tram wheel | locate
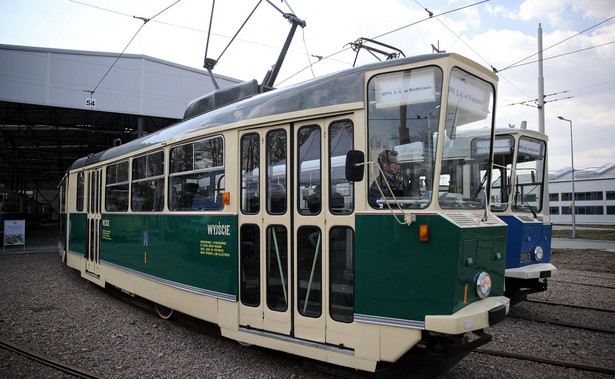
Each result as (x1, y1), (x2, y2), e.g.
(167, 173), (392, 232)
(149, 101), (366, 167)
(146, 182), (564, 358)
(155, 303), (174, 320)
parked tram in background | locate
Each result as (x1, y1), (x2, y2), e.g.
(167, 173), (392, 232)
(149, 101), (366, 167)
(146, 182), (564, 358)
(487, 128), (556, 304)
(0, 189), (47, 234)
(59, 52), (509, 374)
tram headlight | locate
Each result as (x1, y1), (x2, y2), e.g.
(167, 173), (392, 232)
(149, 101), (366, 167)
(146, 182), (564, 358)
(476, 272), (492, 299)
(534, 246), (544, 262)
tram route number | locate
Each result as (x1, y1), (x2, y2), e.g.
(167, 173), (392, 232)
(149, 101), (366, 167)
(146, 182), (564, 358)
(200, 240), (229, 257)
(520, 252), (532, 264)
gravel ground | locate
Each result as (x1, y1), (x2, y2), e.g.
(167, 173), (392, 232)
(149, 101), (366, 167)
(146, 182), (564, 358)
(1, 247), (614, 378)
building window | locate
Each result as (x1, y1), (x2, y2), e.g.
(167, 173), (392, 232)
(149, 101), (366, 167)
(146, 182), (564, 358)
(576, 191), (603, 201)
(549, 206), (559, 215)
(606, 191), (615, 200)
(607, 206), (615, 215)
(562, 191), (604, 202)
(549, 193), (559, 202)
(576, 206), (604, 215)
(562, 206), (605, 215)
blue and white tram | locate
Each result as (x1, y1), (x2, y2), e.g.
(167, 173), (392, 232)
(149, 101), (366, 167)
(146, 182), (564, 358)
(489, 128), (556, 303)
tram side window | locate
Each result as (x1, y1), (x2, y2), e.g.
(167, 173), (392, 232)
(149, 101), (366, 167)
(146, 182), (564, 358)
(329, 120), (354, 214)
(266, 130), (287, 215)
(169, 136), (224, 211)
(240, 224), (260, 307)
(240, 133), (260, 214)
(131, 151), (164, 212)
(59, 181), (66, 213)
(329, 226), (354, 323)
(297, 226), (322, 317)
(512, 136), (546, 213)
(76, 172), (85, 212)
(105, 161), (129, 212)
(267, 225), (288, 312)
(298, 125), (321, 215)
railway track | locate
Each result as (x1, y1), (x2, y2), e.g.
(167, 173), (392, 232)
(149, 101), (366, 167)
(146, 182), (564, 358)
(550, 280), (615, 290)
(474, 348), (615, 376)
(0, 338), (104, 379)
(525, 298), (615, 313)
(556, 270), (615, 280)
(507, 313), (615, 334)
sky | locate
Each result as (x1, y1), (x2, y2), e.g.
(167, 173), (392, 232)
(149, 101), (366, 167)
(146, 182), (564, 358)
(1, 0), (614, 171)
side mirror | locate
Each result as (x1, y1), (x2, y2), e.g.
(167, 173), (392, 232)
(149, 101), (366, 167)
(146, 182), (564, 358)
(345, 150), (365, 182)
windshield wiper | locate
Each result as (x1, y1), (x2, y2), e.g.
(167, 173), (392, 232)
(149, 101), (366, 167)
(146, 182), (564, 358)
(515, 191), (537, 218)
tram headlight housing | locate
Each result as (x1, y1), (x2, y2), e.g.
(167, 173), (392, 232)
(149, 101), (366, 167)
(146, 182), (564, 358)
(534, 246), (544, 262)
(476, 272), (492, 299)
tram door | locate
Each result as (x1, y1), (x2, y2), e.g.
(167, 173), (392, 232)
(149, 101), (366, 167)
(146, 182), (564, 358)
(238, 119), (355, 347)
(238, 125), (292, 335)
(294, 118), (356, 347)
(85, 168), (102, 276)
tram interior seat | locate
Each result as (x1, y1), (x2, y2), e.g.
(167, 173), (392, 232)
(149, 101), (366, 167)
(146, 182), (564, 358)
(331, 191), (344, 209)
(307, 185), (321, 213)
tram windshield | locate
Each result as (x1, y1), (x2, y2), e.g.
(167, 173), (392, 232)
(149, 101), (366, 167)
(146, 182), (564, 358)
(491, 134), (546, 213)
(367, 66), (495, 210)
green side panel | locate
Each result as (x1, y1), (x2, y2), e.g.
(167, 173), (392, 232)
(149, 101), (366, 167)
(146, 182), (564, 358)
(355, 214), (506, 321)
(68, 213), (87, 256)
(100, 214), (238, 298)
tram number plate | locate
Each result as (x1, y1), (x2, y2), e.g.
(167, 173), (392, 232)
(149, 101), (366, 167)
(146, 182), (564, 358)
(520, 253), (532, 264)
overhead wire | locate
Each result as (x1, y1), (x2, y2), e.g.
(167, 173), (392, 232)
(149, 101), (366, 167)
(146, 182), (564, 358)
(413, 0), (490, 65)
(70, 0), (284, 55)
(503, 40), (615, 70)
(278, 0), (488, 85)
(372, 0), (489, 40)
(498, 15), (615, 72)
(212, 0), (264, 65)
(75, 0), (614, 104)
(411, 4), (615, 109)
(409, 0), (534, 103)
(301, 27), (317, 79)
(87, 0), (182, 94)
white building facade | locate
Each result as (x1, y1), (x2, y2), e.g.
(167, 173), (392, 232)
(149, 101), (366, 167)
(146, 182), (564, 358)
(548, 163), (615, 225)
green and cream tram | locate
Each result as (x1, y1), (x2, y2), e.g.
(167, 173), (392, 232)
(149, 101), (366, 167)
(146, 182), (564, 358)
(59, 53), (509, 373)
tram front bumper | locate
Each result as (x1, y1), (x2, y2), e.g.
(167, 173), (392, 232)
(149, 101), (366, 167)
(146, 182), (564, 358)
(424, 296), (509, 335)
(506, 263), (557, 279)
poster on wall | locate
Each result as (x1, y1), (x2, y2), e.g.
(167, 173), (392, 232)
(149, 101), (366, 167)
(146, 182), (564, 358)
(4, 220), (25, 251)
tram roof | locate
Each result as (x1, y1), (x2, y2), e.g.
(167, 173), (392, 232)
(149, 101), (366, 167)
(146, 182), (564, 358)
(68, 53), (474, 172)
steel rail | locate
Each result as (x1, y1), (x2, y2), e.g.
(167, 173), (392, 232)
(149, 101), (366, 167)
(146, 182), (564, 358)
(507, 314), (615, 334)
(549, 279), (615, 290)
(526, 299), (615, 313)
(0, 338), (104, 379)
(474, 348), (615, 375)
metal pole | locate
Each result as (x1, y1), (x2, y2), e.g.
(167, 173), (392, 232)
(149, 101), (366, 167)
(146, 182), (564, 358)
(558, 116), (576, 237)
(537, 23), (545, 134)
(569, 119), (576, 238)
